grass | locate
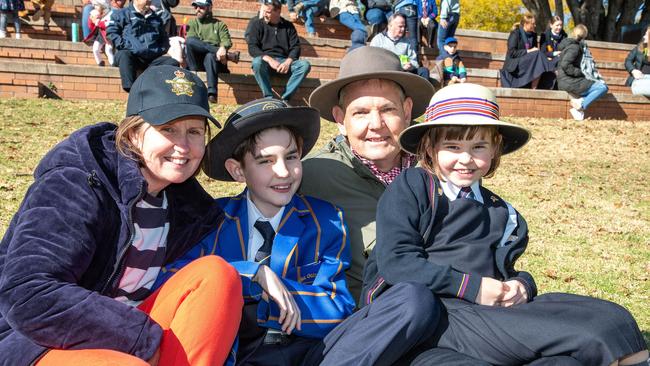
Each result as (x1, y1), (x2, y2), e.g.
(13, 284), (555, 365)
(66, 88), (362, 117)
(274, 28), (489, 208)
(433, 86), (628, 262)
(1, 98), (649, 343)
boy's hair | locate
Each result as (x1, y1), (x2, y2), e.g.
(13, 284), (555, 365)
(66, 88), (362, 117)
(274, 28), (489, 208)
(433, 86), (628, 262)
(231, 125), (304, 167)
(416, 125), (503, 181)
(572, 24), (588, 41)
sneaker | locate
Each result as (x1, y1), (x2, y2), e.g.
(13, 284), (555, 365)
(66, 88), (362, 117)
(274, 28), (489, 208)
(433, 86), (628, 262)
(15, 33), (21, 39)
(570, 97), (584, 111)
(0, 30), (6, 39)
(306, 32), (316, 38)
(569, 107), (584, 121)
(208, 94), (217, 104)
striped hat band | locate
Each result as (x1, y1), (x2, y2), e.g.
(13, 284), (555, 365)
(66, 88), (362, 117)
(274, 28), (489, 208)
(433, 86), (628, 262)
(425, 97), (500, 123)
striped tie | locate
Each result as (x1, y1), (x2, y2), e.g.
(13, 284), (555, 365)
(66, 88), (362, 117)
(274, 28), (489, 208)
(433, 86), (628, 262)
(458, 186), (474, 200)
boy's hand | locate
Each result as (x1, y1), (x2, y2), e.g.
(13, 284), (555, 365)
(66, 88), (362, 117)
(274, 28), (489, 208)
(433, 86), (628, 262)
(475, 277), (509, 306)
(497, 280), (528, 307)
(254, 265), (302, 334)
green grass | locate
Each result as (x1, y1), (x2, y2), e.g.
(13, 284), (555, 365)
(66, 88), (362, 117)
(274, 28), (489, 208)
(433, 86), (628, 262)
(1, 98), (649, 342)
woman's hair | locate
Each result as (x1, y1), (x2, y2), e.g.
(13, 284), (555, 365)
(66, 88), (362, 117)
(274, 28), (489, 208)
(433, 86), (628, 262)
(549, 15), (562, 27)
(513, 12), (535, 31)
(416, 125), (503, 181)
(230, 126), (304, 168)
(572, 24), (588, 41)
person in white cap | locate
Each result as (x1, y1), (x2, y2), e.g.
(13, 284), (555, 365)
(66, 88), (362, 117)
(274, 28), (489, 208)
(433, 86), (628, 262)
(362, 83), (649, 366)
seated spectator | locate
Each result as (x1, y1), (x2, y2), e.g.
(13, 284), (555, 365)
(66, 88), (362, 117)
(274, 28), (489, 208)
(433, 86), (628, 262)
(288, 0), (327, 38)
(106, 0), (179, 92)
(31, 0), (54, 31)
(363, 0), (391, 38)
(557, 24), (608, 120)
(624, 25), (650, 96)
(500, 13), (555, 89)
(83, 0), (124, 39)
(436, 36), (466, 85)
(82, 0), (114, 66)
(0, 0), (23, 39)
(370, 13), (430, 81)
(539, 15), (567, 60)
(392, 0), (419, 52)
(185, 0), (239, 103)
(418, 0), (437, 49)
(436, 0), (459, 56)
(329, 0), (367, 51)
(245, 0), (311, 103)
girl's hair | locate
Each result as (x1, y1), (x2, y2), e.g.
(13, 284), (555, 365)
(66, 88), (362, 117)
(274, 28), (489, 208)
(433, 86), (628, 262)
(638, 25), (649, 54)
(417, 125), (503, 181)
(513, 12), (535, 31)
(115, 116), (212, 175)
(549, 15), (562, 26)
(572, 24), (588, 41)
(230, 125), (304, 167)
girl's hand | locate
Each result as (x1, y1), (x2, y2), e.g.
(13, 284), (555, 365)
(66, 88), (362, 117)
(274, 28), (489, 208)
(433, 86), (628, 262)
(253, 265), (302, 334)
(497, 280), (528, 307)
(632, 69), (644, 79)
(475, 277), (509, 306)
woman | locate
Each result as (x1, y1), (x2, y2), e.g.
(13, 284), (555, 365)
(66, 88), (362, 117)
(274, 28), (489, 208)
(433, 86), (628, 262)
(539, 15), (567, 60)
(0, 65), (242, 366)
(624, 25), (650, 96)
(500, 13), (555, 89)
(557, 24), (608, 120)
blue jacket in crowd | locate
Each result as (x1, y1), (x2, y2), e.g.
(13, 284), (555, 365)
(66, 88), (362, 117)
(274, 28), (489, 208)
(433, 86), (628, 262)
(106, 4), (170, 60)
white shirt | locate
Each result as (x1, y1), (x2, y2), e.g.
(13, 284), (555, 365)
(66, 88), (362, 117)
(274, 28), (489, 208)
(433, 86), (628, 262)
(246, 191), (285, 261)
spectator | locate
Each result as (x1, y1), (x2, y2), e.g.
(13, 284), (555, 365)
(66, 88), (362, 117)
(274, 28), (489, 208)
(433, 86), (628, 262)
(83, 0), (114, 66)
(392, 0), (419, 52)
(557, 24), (609, 120)
(436, 0), (459, 56)
(245, 0), (311, 103)
(539, 15), (567, 60)
(31, 0), (54, 31)
(288, 0), (327, 38)
(185, 0), (239, 103)
(418, 0), (437, 49)
(0, 0), (23, 39)
(500, 13), (555, 89)
(106, 0), (179, 92)
(83, 0), (123, 38)
(329, 0), (367, 51)
(370, 13), (430, 81)
(436, 36), (466, 85)
(624, 25), (650, 96)
(363, 0), (391, 38)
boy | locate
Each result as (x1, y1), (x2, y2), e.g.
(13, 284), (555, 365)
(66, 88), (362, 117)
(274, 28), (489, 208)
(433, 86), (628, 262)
(362, 83), (649, 365)
(436, 36), (466, 85)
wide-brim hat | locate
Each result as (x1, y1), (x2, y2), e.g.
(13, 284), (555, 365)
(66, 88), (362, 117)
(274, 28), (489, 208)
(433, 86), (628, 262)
(399, 83), (530, 155)
(309, 46), (434, 122)
(127, 65), (220, 127)
(204, 98), (321, 181)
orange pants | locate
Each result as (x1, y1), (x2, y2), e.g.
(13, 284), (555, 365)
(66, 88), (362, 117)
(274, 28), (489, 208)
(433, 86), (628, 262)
(37, 255), (243, 366)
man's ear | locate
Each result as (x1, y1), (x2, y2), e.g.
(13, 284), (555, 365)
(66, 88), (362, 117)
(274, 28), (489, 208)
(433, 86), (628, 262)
(332, 105), (347, 136)
(402, 96), (413, 123)
(224, 158), (246, 183)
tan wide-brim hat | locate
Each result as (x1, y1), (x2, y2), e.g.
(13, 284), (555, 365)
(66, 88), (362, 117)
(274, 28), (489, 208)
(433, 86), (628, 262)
(309, 46), (435, 122)
(399, 83), (531, 155)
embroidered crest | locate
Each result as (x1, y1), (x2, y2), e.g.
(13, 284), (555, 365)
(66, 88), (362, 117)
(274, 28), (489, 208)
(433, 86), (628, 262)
(490, 195), (498, 203)
(165, 70), (195, 96)
(261, 101), (281, 111)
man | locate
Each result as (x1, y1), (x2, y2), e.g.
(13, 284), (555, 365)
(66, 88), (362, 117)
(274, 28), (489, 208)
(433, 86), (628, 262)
(185, 0), (239, 103)
(106, 0), (178, 91)
(287, 0), (327, 38)
(245, 0), (311, 103)
(370, 13), (431, 81)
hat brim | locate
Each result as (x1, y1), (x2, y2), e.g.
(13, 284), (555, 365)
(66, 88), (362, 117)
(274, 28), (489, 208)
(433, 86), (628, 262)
(399, 115), (531, 155)
(309, 71), (434, 122)
(204, 107), (321, 181)
(138, 102), (221, 128)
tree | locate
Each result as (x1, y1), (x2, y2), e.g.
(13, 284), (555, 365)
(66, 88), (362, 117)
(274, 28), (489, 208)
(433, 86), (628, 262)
(459, 0), (524, 33)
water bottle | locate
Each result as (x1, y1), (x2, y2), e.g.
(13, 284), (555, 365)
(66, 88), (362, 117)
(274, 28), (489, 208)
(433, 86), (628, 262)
(71, 22), (79, 42)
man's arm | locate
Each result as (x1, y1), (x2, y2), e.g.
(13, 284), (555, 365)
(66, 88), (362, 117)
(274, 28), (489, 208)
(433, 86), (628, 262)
(245, 17), (266, 57)
(286, 21), (301, 60)
(106, 8), (128, 50)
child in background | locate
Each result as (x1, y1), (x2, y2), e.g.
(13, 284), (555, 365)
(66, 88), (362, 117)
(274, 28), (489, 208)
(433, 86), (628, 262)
(436, 36), (466, 85)
(31, 0), (55, 31)
(362, 83), (649, 365)
(0, 0), (24, 38)
(83, 0), (114, 66)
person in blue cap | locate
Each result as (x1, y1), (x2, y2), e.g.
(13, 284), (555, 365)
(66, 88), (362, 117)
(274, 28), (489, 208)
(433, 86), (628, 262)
(0, 65), (243, 366)
(436, 36), (467, 85)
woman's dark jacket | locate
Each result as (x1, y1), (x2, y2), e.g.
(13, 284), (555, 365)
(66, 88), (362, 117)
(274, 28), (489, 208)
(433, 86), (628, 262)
(502, 27), (538, 74)
(624, 46), (649, 86)
(556, 37), (594, 95)
(0, 123), (223, 366)
(539, 28), (567, 58)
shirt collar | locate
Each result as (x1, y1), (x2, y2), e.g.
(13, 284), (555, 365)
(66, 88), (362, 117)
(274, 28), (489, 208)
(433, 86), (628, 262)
(440, 179), (483, 203)
(246, 190), (285, 233)
(351, 149), (416, 186)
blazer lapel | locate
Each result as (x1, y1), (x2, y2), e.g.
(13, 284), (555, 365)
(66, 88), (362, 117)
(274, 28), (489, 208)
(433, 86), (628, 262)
(269, 196), (306, 277)
(218, 192), (249, 261)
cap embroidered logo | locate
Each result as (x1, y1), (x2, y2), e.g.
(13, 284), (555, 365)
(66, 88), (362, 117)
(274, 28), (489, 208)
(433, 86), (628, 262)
(165, 70), (196, 97)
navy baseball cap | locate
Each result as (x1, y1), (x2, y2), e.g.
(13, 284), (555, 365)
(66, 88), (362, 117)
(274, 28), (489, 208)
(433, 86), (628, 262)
(126, 65), (220, 127)
(444, 37), (458, 45)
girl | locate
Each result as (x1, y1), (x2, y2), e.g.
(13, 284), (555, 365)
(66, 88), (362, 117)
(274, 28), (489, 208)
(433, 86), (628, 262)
(362, 83), (649, 366)
(83, 0), (114, 66)
(0, 65), (242, 366)
(539, 16), (567, 60)
(624, 25), (650, 96)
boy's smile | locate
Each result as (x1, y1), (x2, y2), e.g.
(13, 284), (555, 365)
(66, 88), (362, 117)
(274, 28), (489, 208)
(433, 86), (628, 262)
(435, 133), (495, 188)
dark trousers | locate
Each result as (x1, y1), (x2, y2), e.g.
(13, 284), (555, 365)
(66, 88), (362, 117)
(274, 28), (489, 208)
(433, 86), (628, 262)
(184, 37), (228, 97)
(420, 18), (438, 49)
(113, 50), (179, 91)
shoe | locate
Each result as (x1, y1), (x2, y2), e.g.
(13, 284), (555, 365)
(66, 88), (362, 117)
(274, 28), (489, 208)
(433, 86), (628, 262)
(306, 32), (316, 38)
(569, 108), (584, 121)
(98, 61), (105, 67)
(227, 50), (240, 64)
(208, 95), (217, 104)
(570, 97), (584, 111)
(18, 10), (29, 20)
(0, 31), (6, 39)
(43, 23), (50, 31)
(293, 2), (304, 13)
(32, 8), (43, 22)
(14, 33), (21, 39)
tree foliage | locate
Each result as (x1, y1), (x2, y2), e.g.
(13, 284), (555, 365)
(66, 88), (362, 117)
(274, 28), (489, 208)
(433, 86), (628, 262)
(459, 0), (524, 33)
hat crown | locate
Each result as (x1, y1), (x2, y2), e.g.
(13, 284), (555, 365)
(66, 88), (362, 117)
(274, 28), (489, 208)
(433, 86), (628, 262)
(224, 98), (290, 128)
(338, 46), (403, 79)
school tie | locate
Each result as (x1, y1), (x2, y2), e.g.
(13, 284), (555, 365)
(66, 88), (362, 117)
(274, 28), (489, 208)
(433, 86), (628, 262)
(458, 186), (474, 200)
(254, 220), (275, 263)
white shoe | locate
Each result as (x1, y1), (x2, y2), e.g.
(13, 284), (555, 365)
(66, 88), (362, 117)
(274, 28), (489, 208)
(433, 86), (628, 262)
(570, 97), (584, 111)
(569, 108), (584, 121)
(0, 30), (6, 39)
(14, 33), (21, 39)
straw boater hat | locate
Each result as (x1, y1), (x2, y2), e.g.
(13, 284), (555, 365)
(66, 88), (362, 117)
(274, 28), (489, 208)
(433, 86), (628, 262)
(399, 83), (531, 155)
(309, 46), (435, 122)
(203, 98), (321, 181)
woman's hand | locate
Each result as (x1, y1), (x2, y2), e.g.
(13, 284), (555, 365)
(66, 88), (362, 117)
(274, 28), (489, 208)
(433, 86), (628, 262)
(497, 280), (529, 307)
(632, 69), (644, 79)
(475, 277), (509, 306)
(253, 265), (301, 334)
(527, 47), (539, 53)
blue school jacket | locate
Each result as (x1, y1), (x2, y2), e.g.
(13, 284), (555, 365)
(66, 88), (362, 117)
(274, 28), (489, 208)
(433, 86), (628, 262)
(157, 190), (355, 339)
